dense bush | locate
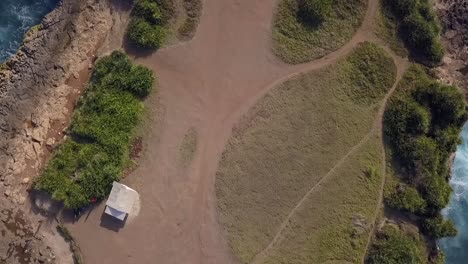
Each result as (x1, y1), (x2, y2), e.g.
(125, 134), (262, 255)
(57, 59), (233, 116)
(133, 0), (162, 24)
(386, 0), (417, 18)
(367, 226), (425, 264)
(384, 98), (430, 140)
(421, 172), (452, 211)
(421, 216), (457, 239)
(383, 66), (466, 239)
(413, 83), (467, 129)
(386, 185), (426, 214)
(35, 51), (155, 209)
(298, 0), (332, 24)
(127, 0), (172, 49)
(383, 0), (444, 65)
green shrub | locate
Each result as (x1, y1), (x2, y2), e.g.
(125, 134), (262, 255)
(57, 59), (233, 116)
(133, 0), (163, 24)
(399, 12), (440, 61)
(408, 136), (440, 172)
(126, 65), (155, 98)
(384, 99), (430, 143)
(383, 0), (444, 65)
(154, 0), (175, 24)
(386, 185), (426, 214)
(126, 0), (172, 50)
(127, 18), (166, 49)
(35, 51), (155, 209)
(421, 172), (452, 211)
(385, 0), (417, 18)
(298, 0), (332, 24)
(367, 226), (425, 264)
(421, 215), (457, 239)
(413, 83), (467, 129)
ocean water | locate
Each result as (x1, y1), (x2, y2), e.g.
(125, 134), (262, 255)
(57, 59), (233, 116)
(0, 0), (59, 63)
(439, 123), (468, 263)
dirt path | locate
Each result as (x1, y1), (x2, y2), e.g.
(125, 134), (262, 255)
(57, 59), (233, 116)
(66, 0), (407, 263)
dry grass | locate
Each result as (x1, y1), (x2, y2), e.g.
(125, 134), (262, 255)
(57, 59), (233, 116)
(178, 127), (198, 168)
(272, 0), (367, 64)
(178, 0), (203, 40)
(215, 43), (395, 263)
(263, 134), (383, 264)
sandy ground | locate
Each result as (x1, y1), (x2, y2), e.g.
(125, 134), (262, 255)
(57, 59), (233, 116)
(66, 0), (388, 263)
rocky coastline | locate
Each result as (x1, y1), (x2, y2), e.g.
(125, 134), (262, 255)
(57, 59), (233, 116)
(0, 0), (131, 263)
(436, 0), (468, 93)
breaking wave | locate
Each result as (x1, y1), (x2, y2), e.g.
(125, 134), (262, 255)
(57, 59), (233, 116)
(0, 0), (59, 63)
(439, 123), (468, 263)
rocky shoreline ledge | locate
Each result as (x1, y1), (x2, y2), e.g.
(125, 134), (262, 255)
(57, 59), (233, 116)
(0, 0), (130, 263)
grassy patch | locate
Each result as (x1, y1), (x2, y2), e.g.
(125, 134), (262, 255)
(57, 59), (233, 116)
(126, 0), (175, 49)
(263, 134), (383, 263)
(375, 1), (408, 57)
(177, 0), (203, 40)
(178, 128), (198, 168)
(35, 51), (155, 209)
(272, 0), (367, 64)
(215, 43), (395, 263)
(366, 225), (427, 264)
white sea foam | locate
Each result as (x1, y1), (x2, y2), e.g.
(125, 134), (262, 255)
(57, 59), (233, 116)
(440, 123), (468, 263)
(0, 0), (59, 62)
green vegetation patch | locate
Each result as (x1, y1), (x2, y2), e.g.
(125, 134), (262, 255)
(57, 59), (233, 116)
(383, 64), (466, 239)
(382, 0), (444, 65)
(35, 51), (155, 209)
(263, 134), (384, 263)
(178, 128), (198, 168)
(343, 42), (397, 104)
(216, 43), (395, 263)
(272, 0), (367, 64)
(367, 225), (426, 264)
(126, 0), (175, 49)
(375, 0), (408, 57)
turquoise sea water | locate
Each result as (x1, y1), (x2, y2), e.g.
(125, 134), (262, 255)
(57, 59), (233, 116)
(439, 123), (468, 263)
(0, 0), (59, 62)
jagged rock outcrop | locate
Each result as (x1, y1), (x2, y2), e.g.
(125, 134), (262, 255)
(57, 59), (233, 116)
(435, 0), (468, 93)
(0, 0), (131, 262)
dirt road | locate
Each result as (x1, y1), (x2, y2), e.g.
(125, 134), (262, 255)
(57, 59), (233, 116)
(67, 0), (401, 263)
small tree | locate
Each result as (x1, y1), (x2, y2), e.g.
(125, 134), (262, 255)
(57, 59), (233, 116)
(421, 216), (457, 239)
(298, 0), (332, 25)
(127, 18), (166, 49)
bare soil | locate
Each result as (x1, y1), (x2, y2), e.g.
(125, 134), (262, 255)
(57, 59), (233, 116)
(66, 0), (408, 263)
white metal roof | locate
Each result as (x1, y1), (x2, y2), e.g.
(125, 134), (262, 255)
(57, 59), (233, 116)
(105, 181), (138, 220)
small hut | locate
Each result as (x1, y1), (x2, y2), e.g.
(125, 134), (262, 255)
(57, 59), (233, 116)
(104, 182), (138, 221)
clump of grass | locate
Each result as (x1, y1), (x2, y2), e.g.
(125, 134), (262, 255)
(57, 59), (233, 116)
(35, 51), (155, 209)
(215, 44), (395, 263)
(178, 0), (203, 40)
(126, 0), (175, 49)
(178, 128), (198, 168)
(366, 225), (426, 264)
(343, 42), (397, 104)
(272, 0), (367, 64)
